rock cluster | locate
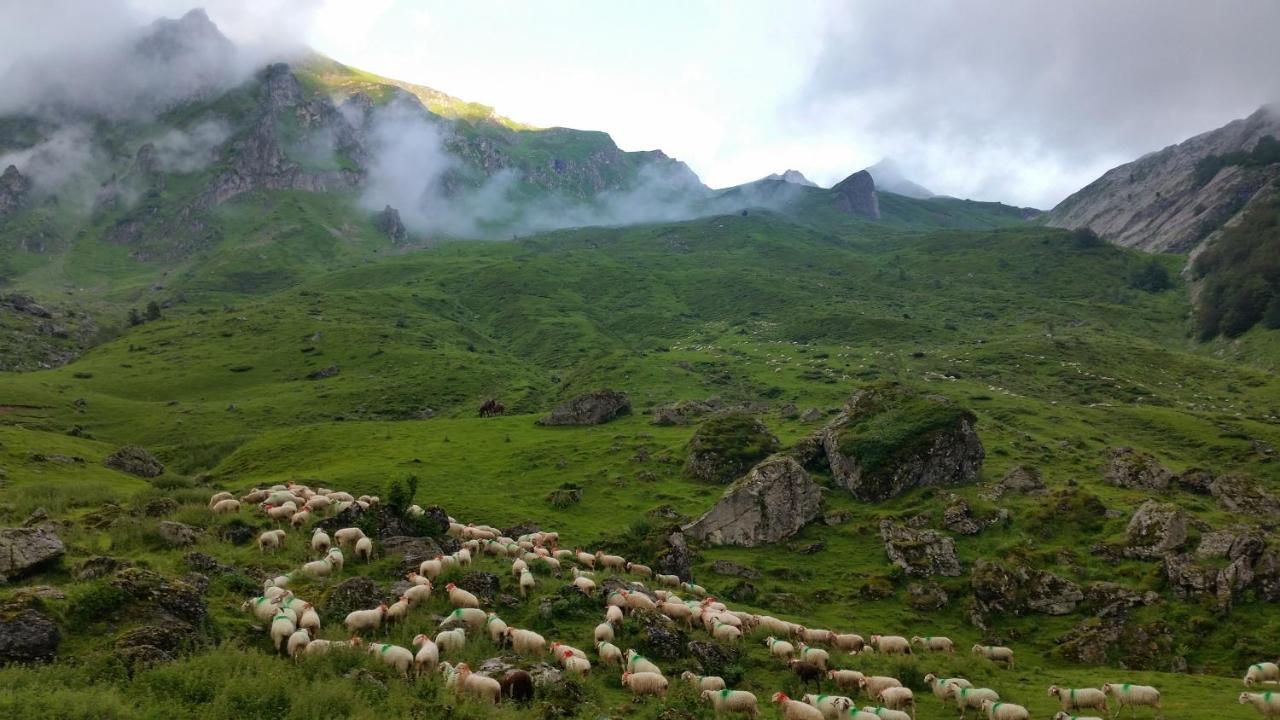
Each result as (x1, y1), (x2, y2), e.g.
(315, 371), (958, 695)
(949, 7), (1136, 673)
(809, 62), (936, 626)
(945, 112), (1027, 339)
(104, 445), (165, 478)
(879, 521), (961, 577)
(537, 389), (631, 426)
(685, 412), (781, 484)
(683, 455), (821, 547)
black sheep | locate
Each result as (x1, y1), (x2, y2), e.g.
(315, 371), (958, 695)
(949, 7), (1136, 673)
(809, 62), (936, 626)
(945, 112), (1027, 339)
(499, 669), (534, 702)
(789, 659), (823, 692)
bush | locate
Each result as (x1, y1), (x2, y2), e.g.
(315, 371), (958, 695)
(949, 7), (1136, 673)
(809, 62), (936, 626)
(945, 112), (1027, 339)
(1128, 258), (1173, 292)
(67, 582), (131, 624)
(1191, 193), (1280, 339)
(684, 412), (780, 484)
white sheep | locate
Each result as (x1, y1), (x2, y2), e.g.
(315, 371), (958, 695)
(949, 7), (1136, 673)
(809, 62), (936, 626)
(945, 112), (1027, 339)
(1052, 714), (1103, 720)
(258, 529), (287, 553)
(661, 600), (696, 628)
(944, 686), (1000, 716)
(269, 613), (296, 655)
(860, 706), (910, 720)
(304, 495), (330, 513)
(301, 557), (332, 579)
(910, 635), (954, 652)
(298, 603), (320, 634)
(403, 582), (432, 607)
(440, 608), (486, 632)
(419, 557), (445, 579)
(713, 622), (743, 644)
(445, 582), (480, 608)
(454, 547), (472, 566)
(343, 604), (387, 634)
(572, 576), (596, 596)
(511, 558), (528, 577)
(368, 643), (414, 678)
(868, 635), (911, 655)
(832, 633), (865, 653)
(860, 676), (902, 701)
(505, 627), (545, 655)
(802, 693), (853, 719)
(289, 508), (311, 528)
(574, 550), (596, 568)
(971, 644), (1014, 667)
(682, 671), (726, 692)
(771, 693), (824, 720)
(655, 573), (681, 587)
(354, 536), (373, 562)
(624, 649), (662, 675)
(594, 622), (615, 643)
(797, 644), (829, 669)
(243, 596), (281, 622)
(596, 552), (626, 572)
(606, 604), (625, 626)
(596, 641), (623, 667)
(703, 689), (759, 718)
(435, 627), (466, 654)
(979, 699), (1029, 720)
(311, 528), (331, 554)
(264, 502), (296, 522)
(240, 488), (269, 504)
(1239, 692), (1280, 717)
(1247, 663), (1280, 687)
(766, 636), (796, 659)
(622, 671), (668, 700)
(551, 641), (586, 663)
(385, 596), (410, 624)
(406, 571), (431, 586)
(519, 570), (536, 597)
(484, 613), (508, 644)
(797, 627), (834, 645)
(411, 634), (439, 675)
(303, 637), (362, 656)
(562, 652), (591, 677)
(1048, 686), (1108, 713)
(923, 674), (973, 700)
(210, 498), (240, 514)
(877, 687), (914, 714)
(627, 562), (653, 577)
(208, 491), (234, 508)
(333, 527), (365, 547)
(829, 669), (865, 692)
(1101, 683), (1160, 714)
(325, 548), (344, 573)
(286, 628), (310, 657)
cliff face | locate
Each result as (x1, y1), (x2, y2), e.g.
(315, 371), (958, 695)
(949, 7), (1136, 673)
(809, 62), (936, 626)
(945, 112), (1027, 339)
(830, 169), (881, 219)
(1046, 107), (1280, 254)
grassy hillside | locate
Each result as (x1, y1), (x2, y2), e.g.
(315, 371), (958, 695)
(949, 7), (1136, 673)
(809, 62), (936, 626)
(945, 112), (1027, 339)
(1, 204), (1278, 718)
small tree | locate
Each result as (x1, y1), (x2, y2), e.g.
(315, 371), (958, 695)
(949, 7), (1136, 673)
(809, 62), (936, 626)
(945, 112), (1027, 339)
(145, 301), (162, 321)
(1129, 259), (1173, 293)
(127, 308), (142, 326)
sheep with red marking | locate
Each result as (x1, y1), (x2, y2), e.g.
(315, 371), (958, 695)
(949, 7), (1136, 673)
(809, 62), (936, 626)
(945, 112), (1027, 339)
(771, 692), (824, 720)
(445, 582), (480, 608)
(411, 634), (438, 675)
(257, 529), (286, 554)
(455, 663), (501, 704)
(802, 693), (853, 719)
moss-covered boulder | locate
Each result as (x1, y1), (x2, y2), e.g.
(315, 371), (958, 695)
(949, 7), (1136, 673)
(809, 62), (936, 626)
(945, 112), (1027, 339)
(685, 411), (781, 484)
(820, 383), (983, 501)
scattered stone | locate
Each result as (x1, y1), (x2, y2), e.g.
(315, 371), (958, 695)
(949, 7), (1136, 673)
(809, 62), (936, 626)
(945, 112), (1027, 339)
(800, 408), (824, 423)
(1123, 501), (1192, 559)
(104, 445), (164, 478)
(157, 521), (202, 547)
(0, 527), (65, 582)
(778, 403), (799, 419)
(710, 560), (760, 579)
(822, 510), (853, 526)
(381, 536), (443, 570)
(221, 522), (255, 546)
(990, 465), (1047, 498)
(970, 558), (1082, 624)
(687, 640), (740, 681)
(683, 455), (822, 547)
(1174, 468), (1215, 494)
(724, 581), (757, 603)
(651, 399), (715, 426)
(142, 498), (179, 517)
(1209, 474), (1280, 520)
(373, 205), (408, 245)
(1082, 582), (1159, 618)
(630, 608), (686, 660)
(906, 582), (949, 611)
(21, 508), (49, 527)
(457, 572), (501, 603)
(1056, 617), (1176, 670)
(1103, 447), (1172, 491)
(880, 521), (960, 577)
(305, 365), (340, 380)
(537, 389), (631, 426)
(183, 552), (232, 575)
(942, 496), (1006, 535)
(324, 577), (383, 618)
(74, 556), (129, 581)
(9, 586), (65, 605)
(0, 608), (60, 663)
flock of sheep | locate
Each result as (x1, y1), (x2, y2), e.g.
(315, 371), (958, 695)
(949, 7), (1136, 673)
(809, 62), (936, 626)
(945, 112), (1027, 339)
(209, 483), (1280, 719)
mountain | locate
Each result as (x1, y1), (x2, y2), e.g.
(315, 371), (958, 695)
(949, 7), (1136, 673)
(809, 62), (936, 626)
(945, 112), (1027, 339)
(864, 158), (934, 198)
(761, 169), (818, 187)
(1046, 106), (1280, 253)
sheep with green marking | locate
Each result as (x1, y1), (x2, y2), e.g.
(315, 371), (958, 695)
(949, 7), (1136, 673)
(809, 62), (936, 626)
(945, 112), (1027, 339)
(1240, 691), (1280, 717)
(1100, 684), (1160, 715)
(941, 685), (999, 718)
(682, 671), (726, 692)
(1247, 663), (1280, 687)
(923, 674), (972, 700)
(971, 644), (1014, 668)
(910, 635), (953, 652)
(702, 688), (758, 718)
(802, 693), (853, 719)
(979, 699), (1028, 720)
(1048, 686), (1107, 713)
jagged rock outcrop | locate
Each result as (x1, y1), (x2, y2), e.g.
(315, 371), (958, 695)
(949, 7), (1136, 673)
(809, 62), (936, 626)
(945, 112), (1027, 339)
(537, 389), (631, 426)
(0, 528), (64, 582)
(157, 521), (201, 547)
(1055, 616), (1177, 670)
(651, 398), (721, 426)
(969, 558), (1082, 625)
(1046, 106), (1280, 254)
(373, 205), (408, 245)
(0, 164), (32, 216)
(104, 445), (164, 478)
(879, 521), (961, 577)
(1103, 447), (1173, 491)
(830, 169), (880, 219)
(942, 495), (1007, 535)
(1124, 500), (1193, 559)
(1209, 474), (1280, 520)
(683, 455), (821, 547)
(685, 412), (781, 484)
(653, 531), (692, 582)
(764, 169), (819, 187)
(989, 465), (1047, 498)
(819, 384), (983, 501)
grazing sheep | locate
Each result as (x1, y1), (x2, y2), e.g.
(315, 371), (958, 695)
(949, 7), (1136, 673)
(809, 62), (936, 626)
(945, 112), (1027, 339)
(595, 551), (626, 570)
(702, 689), (758, 718)
(771, 692), (824, 720)
(550, 641), (586, 663)
(661, 600), (696, 628)
(506, 628), (546, 655)
(877, 687), (914, 715)
(1052, 714), (1103, 720)
(289, 508), (310, 528)
(411, 634), (439, 675)
(1048, 686), (1108, 713)
(766, 636), (796, 659)
(923, 674), (973, 700)
(656, 573), (681, 587)
(286, 628), (310, 657)
(1246, 663), (1280, 687)
(499, 670), (534, 703)
(682, 671), (726, 692)
(562, 652), (591, 677)
(419, 557), (445, 579)
(979, 699), (1028, 720)
(435, 627), (466, 654)
(859, 676), (902, 701)
(594, 622), (615, 643)
(241, 489), (269, 504)
(445, 582), (480, 608)
(369, 643), (413, 678)
(621, 589), (655, 610)
(861, 706), (911, 720)
(455, 663), (501, 704)
(403, 582), (432, 607)
(713, 622), (743, 644)
(334, 527), (365, 547)
(832, 633), (865, 653)
(385, 596), (410, 624)
(574, 550), (596, 568)
(354, 536), (373, 562)
(406, 571), (431, 586)
(301, 557), (332, 579)
(270, 613), (296, 655)
(622, 671), (668, 699)
(209, 491), (234, 508)
(971, 644), (1014, 667)
(790, 660), (824, 691)
(683, 581), (708, 597)
(802, 693), (854, 719)
(257, 529), (287, 554)
(343, 604), (387, 634)
(1239, 692), (1280, 717)
(627, 562), (653, 577)
(1101, 683), (1160, 715)
(519, 570), (536, 597)
(829, 670), (866, 692)
(211, 498), (240, 514)
(311, 528), (331, 554)
(325, 548), (344, 574)
(263, 503), (296, 522)
(596, 641), (623, 667)
(798, 644), (830, 669)
(304, 495), (330, 513)
(868, 635), (911, 655)
(511, 558), (528, 577)
(441, 607), (487, 631)
(624, 649), (662, 675)
(298, 603), (320, 634)
(910, 635), (954, 653)
(606, 604), (625, 627)
(848, 712), (881, 720)
(243, 596), (281, 622)
(485, 613), (508, 644)
(304, 637), (362, 656)
(944, 686), (1000, 717)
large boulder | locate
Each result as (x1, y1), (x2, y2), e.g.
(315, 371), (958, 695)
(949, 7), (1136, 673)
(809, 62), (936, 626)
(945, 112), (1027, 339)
(323, 577), (383, 618)
(157, 521), (201, 548)
(457, 572), (501, 604)
(682, 455), (821, 547)
(630, 609), (686, 660)
(821, 383), (983, 502)
(879, 521), (960, 577)
(685, 412), (781, 484)
(1103, 447), (1172, 491)
(1209, 475), (1280, 520)
(0, 528), (65, 582)
(990, 465), (1047, 498)
(1055, 617), (1177, 670)
(942, 495), (1006, 535)
(104, 445), (165, 478)
(969, 559), (1083, 624)
(0, 607), (60, 662)
(381, 536), (444, 570)
(654, 531), (693, 582)
(1123, 501), (1192, 559)
(537, 389), (631, 426)
(651, 399), (717, 426)
(831, 169), (880, 219)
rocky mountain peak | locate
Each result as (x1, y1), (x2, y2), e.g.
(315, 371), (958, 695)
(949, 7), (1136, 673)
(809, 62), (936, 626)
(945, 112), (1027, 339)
(135, 9), (233, 62)
(0, 165), (32, 217)
(864, 158), (934, 199)
(764, 169), (818, 187)
(830, 169), (880, 219)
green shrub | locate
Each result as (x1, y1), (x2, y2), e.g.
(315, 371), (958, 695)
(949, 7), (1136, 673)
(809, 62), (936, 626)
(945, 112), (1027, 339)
(67, 582), (131, 624)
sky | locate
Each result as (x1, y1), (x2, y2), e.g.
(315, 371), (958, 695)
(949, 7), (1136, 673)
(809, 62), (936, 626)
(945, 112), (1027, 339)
(8, 0), (1280, 209)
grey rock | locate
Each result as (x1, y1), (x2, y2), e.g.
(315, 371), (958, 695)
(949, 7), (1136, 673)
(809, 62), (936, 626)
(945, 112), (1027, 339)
(687, 640), (740, 681)
(73, 556), (129, 581)
(831, 169), (880, 219)
(654, 531), (692, 582)
(373, 205), (408, 245)
(1124, 501), (1190, 559)
(800, 408), (824, 423)
(538, 389), (631, 426)
(685, 412), (781, 484)
(157, 521), (201, 547)
(1103, 447), (1172, 491)
(906, 581), (949, 611)
(457, 572), (501, 603)
(1174, 468), (1215, 494)
(710, 560), (760, 579)
(991, 465), (1047, 498)
(0, 165), (32, 217)
(0, 527), (65, 581)
(381, 536), (443, 570)
(324, 577), (383, 617)
(970, 559), (1082, 621)
(104, 445), (165, 478)
(880, 521), (961, 577)
(0, 608), (59, 662)
(630, 608), (686, 660)
(683, 455), (822, 547)
(1209, 474), (1280, 520)
(651, 399), (715, 426)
